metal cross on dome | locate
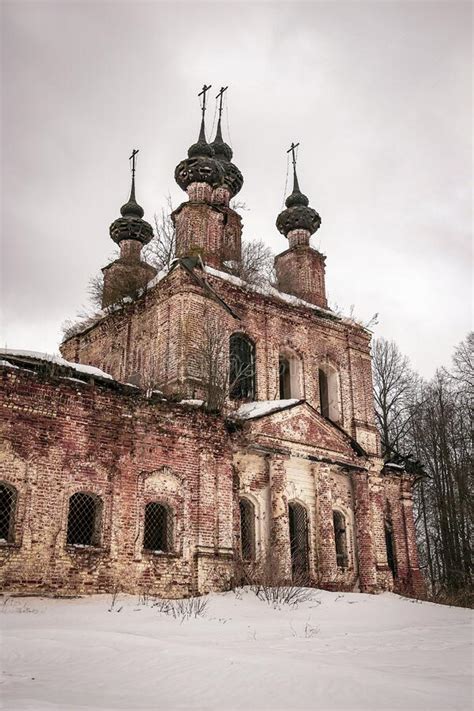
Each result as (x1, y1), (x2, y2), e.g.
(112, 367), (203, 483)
(198, 84), (212, 116)
(129, 148), (139, 177)
(216, 86), (228, 118)
(287, 141), (300, 169)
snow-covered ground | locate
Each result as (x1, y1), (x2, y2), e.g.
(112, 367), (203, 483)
(1, 588), (472, 711)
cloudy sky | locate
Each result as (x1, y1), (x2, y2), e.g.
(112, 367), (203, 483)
(1, 0), (471, 378)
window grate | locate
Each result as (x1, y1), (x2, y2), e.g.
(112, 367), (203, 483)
(229, 334), (256, 400)
(289, 502), (309, 578)
(0, 484), (16, 542)
(143, 502), (172, 553)
(67, 493), (101, 546)
(239, 498), (255, 560)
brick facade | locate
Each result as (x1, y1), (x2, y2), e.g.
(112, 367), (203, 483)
(0, 114), (424, 597)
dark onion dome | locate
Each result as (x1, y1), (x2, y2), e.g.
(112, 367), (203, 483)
(276, 168), (321, 237)
(109, 176), (153, 245)
(209, 119), (243, 198)
(175, 117), (224, 192)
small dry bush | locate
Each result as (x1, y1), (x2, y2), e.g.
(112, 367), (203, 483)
(151, 596), (208, 620)
(235, 553), (315, 608)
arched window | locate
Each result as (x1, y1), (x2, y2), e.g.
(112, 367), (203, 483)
(0, 483), (17, 543)
(288, 502), (309, 579)
(318, 365), (341, 422)
(66, 492), (102, 547)
(229, 334), (255, 400)
(333, 510), (348, 568)
(239, 498), (255, 560)
(279, 350), (303, 400)
(385, 521), (397, 578)
(143, 502), (172, 553)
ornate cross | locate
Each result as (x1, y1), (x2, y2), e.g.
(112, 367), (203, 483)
(129, 148), (139, 177)
(198, 84), (212, 116)
(216, 86), (228, 118)
(287, 142), (300, 169)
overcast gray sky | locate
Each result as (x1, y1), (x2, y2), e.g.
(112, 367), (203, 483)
(1, 0), (472, 378)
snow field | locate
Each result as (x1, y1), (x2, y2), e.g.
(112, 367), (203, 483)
(1, 588), (472, 711)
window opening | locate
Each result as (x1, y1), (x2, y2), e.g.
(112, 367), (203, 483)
(229, 334), (255, 400)
(333, 510), (348, 568)
(0, 484), (16, 542)
(288, 502), (309, 580)
(67, 493), (102, 546)
(385, 522), (397, 578)
(239, 498), (256, 560)
(143, 502), (172, 553)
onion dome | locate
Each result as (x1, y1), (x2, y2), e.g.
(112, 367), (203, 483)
(109, 167), (153, 245)
(209, 118), (243, 198)
(175, 116), (224, 192)
(276, 163), (321, 237)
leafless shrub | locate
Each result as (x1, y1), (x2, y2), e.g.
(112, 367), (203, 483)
(151, 596), (208, 620)
(235, 553), (315, 608)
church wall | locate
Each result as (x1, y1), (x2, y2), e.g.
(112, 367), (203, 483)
(0, 366), (234, 597)
(61, 268), (380, 456)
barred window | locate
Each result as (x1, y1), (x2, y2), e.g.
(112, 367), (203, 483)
(385, 521), (397, 578)
(333, 510), (348, 568)
(229, 334), (255, 400)
(0, 483), (17, 543)
(143, 502), (172, 553)
(66, 492), (102, 547)
(289, 502), (309, 579)
(239, 498), (255, 560)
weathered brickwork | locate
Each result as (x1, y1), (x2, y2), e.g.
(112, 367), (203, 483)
(1, 113), (425, 597)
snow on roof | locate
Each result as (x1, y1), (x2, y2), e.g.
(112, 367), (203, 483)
(0, 349), (114, 381)
(231, 399), (302, 420)
(0, 359), (19, 369)
(384, 462), (405, 470)
(203, 266), (341, 320)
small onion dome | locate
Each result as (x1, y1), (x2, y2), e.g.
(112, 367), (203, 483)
(276, 169), (321, 237)
(209, 119), (244, 197)
(175, 117), (224, 192)
(109, 177), (153, 245)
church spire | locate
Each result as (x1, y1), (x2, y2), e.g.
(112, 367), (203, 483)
(110, 150), (153, 245)
(209, 86), (243, 198)
(175, 84), (224, 192)
(276, 142), (321, 237)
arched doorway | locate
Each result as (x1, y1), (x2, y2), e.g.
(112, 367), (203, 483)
(288, 502), (309, 580)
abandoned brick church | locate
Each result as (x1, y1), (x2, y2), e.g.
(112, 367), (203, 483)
(0, 89), (424, 598)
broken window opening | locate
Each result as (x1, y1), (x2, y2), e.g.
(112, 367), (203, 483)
(66, 492), (102, 547)
(143, 502), (172, 553)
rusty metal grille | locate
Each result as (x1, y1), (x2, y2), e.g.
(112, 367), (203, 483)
(143, 502), (172, 552)
(289, 502), (309, 578)
(67, 492), (101, 546)
(333, 510), (348, 568)
(0, 483), (16, 542)
(239, 498), (255, 560)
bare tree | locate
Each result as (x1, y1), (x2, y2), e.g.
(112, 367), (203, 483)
(142, 195), (176, 271)
(225, 239), (275, 284)
(372, 337), (419, 459)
